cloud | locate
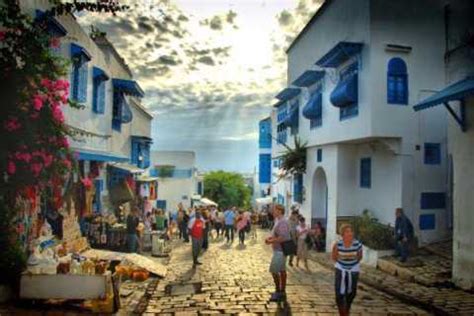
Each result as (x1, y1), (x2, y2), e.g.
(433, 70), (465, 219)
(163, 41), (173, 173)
(196, 56), (215, 66)
(278, 10), (293, 27)
(157, 55), (181, 66)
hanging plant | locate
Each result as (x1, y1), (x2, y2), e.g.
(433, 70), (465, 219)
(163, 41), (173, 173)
(279, 136), (308, 178)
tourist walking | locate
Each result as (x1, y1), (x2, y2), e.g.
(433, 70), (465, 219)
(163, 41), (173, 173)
(313, 221), (326, 252)
(224, 207), (236, 243)
(126, 207), (140, 253)
(296, 216), (310, 271)
(288, 210), (299, 266)
(188, 211), (205, 267)
(395, 208), (414, 263)
(265, 204), (291, 302)
(155, 209), (167, 231)
(332, 224), (363, 316)
(215, 208), (224, 238)
(236, 210), (249, 245)
(202, 209), (210, 250)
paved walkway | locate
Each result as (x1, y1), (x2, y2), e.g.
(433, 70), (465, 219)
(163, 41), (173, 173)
(143, 231), (428, 315)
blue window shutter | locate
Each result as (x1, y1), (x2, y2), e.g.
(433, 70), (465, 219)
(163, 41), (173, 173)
(387, 58), (408, 105)
(77, 62), (88, 103)
(419, 214), (435, 230)
(317, 149), (323, 162)
(112, 92), (123, 131)
(360, 158), (371, 188)
(92, 80), (106, 114)
(293, 173), (303, 203)
(94, 179), (104, 213)
(424, 143), (441, 164)
(131, 140), (139, 165)
(259, 154), (271, 183)
(71, 63), (80, 101)
(421, 192), (445, 209)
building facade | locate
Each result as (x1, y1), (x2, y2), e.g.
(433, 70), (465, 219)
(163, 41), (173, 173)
(22, 1), (153, 214)
(414, 0), (474, 289)
(149, 151), (200, 211)
(258, 117), (272, 197)
(270, 0), (450, 250)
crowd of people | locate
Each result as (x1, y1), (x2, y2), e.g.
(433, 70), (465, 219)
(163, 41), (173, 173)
(125, 201), (413, 316)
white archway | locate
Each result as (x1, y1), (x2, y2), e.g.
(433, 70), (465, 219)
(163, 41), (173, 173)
(312, 167), (328, 228)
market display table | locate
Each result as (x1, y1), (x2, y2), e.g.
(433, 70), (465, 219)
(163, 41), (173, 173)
(20, 272), (112, 300)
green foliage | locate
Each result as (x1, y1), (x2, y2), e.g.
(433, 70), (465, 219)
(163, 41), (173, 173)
(280, 136), (307, 177)
(351, 210), (395, 250)
(203, 171), (251, 209)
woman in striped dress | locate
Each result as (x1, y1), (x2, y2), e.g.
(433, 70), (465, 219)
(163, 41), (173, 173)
(331, 224), (363, 316)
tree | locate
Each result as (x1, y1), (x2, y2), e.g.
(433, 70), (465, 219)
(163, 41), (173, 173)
(203, 171), (251, 209)
(279, 136), (307, 177)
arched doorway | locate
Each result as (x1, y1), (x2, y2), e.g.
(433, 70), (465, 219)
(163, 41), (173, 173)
(312, 167), (328, 229)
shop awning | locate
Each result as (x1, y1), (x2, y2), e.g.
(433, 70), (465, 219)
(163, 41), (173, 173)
(303, 92), (322, 119)
(75, 149), (129, 163)
(132, 135), (153, 144)
(112, 79), (145, 98)
(315, 42), (363, 68)
(109, 162), (144, 174)
(255, 197), (273, 205)
(200, 198), (218, 206)
(292, 70), (325, 87)
(93, 66), (110, 81)
(330, 73), (358, 108)
(413, 76), (474, 132)
(414, 76), (474, 111)
(70, 43), (91, 62)
(136, 175), (159, 182)
(275, 87), (301, 102)
(35, 10), (67, 37)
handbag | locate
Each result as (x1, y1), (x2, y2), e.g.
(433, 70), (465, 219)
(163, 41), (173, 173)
(280, 239), (297, 256)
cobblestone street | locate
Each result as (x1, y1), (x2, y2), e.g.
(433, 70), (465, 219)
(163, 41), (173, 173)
(143, 231), (428, 315)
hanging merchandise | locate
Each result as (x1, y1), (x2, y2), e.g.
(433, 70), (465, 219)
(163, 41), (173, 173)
(149, 181), (157, 200)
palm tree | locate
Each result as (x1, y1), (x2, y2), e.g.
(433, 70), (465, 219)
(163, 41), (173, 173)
(278, 136), (307, 178)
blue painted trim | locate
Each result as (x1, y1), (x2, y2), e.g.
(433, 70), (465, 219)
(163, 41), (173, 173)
(292, 70), (325, 87)
(77, 150), (129, 162)
(360, 157), (371, 188)
(419, 214), (436, 230)
(275, 87), (301, 102)
(414, 76), (474, 111)
(35, 10), (67, 37)
(421, 192), (446, 209)
(424, 143), (441, 165)
(70, 43), (91, 62)
(93, 66), (110, 81)
(317, 148), (322, 162)
(112, 78), (145, 98)
(315, 42), (363, 68)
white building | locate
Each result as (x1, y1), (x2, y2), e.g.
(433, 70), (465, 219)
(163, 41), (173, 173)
(149, 151), (201, 211)
(271, 0), (450, 250)
(414, 0), (474, 289)
(22, 1), (153, 213)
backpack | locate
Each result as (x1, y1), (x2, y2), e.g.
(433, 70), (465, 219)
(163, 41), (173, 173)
(190, 219), (204, 239)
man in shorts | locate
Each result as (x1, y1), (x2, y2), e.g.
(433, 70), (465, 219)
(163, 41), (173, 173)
(265, 204), (291, 301)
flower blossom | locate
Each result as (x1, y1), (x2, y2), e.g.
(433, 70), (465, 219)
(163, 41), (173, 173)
(4, 117), (21, 132)
(50, 37), (60, 49)
(33, 95), (44, 111)
(7, 161), (16, 175)
(51, 105), (64, 123)
(31, 163), (43, 177)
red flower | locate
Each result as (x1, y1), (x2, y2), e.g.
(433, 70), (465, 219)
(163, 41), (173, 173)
(81, 177), (93, 189)
(31, 163), (43, 177)
(7, 161), (16, 175)
(33, 95), (44, 111)
(4, 117), (21, 132)
(0, 31), (5, 41)
(52, 105), (64, 123)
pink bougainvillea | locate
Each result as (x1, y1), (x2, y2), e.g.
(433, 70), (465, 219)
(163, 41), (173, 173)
(7, 161), (16, 175)
(51, 104), (65, 123)
(4, 116), (21, 132)
(49, 37), (60, 48)
(31, 163), (43, 177)
(33, 94), (43, 111)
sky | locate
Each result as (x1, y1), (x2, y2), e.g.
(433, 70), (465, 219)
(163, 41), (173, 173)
(77, 0), (323, 172)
